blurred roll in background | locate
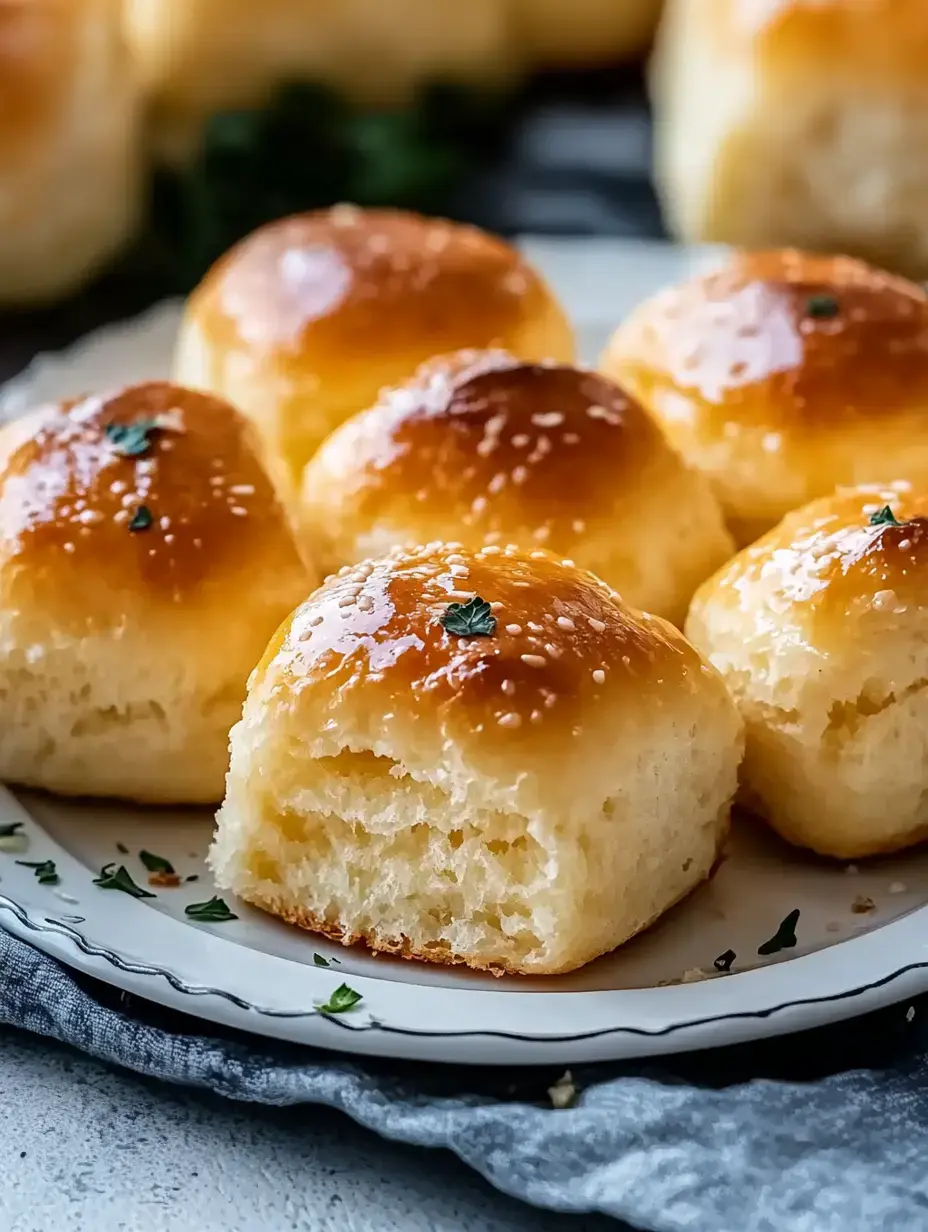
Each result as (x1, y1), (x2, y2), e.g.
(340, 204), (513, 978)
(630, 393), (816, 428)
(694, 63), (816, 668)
(2, 0), (928, 324)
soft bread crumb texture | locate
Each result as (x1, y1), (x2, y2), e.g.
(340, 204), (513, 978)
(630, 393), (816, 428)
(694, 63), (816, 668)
(652, 0), (928, 278)
(687, 482), (928, 858)
(0, 382), (313, 804)
(299, 349), (734, 627)
(211, 542), (743, 974)
(174, 207), (575, 501)
(604, 249), (928, 545)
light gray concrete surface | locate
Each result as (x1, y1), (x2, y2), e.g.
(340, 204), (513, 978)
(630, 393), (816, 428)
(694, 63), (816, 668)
(0, 1027), (627, 1232)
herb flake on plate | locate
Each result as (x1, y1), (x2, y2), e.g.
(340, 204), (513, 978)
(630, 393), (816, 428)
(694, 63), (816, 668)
(440, 596), (496, 638)
(758, 908), (800, 956)
(0, 822), (27, 853)
(316, 983), (363, 1015)
(140, 850), (175, 875)
(0, 822), (23, 839)
(93, 863), (155, 899)
(185, 897), (238, 923)
(313, 953), (342, 968)
(16, 859), (59, 886)
(713, 949), (737, 973)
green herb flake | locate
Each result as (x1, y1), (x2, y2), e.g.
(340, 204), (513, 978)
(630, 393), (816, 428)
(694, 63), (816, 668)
(105, 420), (160, 458)
(440, 595), (496, 638)
(129, 505), (153, 533)
(16, 859), (59, 886)
(869, 505), (905, 528)
(313, 953), (342, 968)
(316, 983), (363, 1015)
(806, 294), (840, 320)
(116, 841), (129, 854)
(0, 822), (23, 839)
(185, 897), (238, 923)
(713, 949), (736, 973)
(93, 863), (156, 899)
(758, 908), (800, 956)
(140, 850), (175, 876)
(185, 874), (199, 883)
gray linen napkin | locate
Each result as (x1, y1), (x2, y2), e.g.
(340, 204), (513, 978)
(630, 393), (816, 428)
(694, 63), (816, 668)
(2, 926), (926, 1232)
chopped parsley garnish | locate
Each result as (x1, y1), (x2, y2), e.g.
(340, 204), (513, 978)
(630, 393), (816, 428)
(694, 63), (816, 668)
(185, 874), (199, 883)
(105, 419), (160, 458)
(313, 953), (342, 968)
(116, 841), (129, 854)
(16, 859), (59, 886)
(870, 505), (905, 528)
(806, 294), (840, 319)
(129, 505), (153, 533)
(140, 850), (175, 876)
(713, 949), (736, 973)
(0, 822), (23, 839)
(757, 908), (800, 956)
(316, 983), (363, 1015)
(440, 596), (496, 638)
(93, 863), (155, 899)
(185, 897), (238, 923)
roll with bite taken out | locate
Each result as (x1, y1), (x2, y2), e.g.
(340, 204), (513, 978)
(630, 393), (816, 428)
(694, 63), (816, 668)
(0, 382), (313, 805)
(687, 483), (928, 859)
(300, 349), (734, 625)
(603, 250), (928, 546)
(174, 207), (575, 500)
(211, 542), (744, 975)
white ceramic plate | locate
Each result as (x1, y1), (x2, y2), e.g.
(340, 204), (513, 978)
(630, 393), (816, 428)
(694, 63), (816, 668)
(1, 239), (927, 1067)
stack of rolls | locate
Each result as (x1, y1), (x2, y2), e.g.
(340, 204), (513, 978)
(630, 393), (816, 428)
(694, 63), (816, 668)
(11, 204), (928, 976)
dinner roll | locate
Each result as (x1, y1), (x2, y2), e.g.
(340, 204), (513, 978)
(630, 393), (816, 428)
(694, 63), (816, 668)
(125, 0), (514, 163)
(175, 207), (575, 500)
(652, 0), (928, 277)
(686, 483), (928, 859)
(603, 250), (928, 547)
(511, 0), (662, 66)
(0, 382), (312, 805)
(0, 0), (142, 304)
(211, 542), (743, 975)
(300, 349), (734, 626)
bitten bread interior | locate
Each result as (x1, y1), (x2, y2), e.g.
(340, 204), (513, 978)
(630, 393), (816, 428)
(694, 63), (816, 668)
(211, 542), (743, 975)
(603, 249), (928, 546)
(174, 206), (575, 500)
(0, 381), (312, 805)
(687, 483), (928, 859)
(300, 348), (733, 626)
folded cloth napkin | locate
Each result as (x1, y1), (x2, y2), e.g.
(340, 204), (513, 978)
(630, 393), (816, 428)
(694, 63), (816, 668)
(2, 926), (926, 1232)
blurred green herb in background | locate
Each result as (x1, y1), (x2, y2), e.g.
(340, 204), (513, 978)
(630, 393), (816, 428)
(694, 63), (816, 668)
(151, 81), (513, 291)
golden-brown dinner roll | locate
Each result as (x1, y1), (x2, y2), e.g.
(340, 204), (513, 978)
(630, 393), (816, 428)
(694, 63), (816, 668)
(652, 0), (928, 277)
(603, 250), (928, 547)
(210, 541), (743, 975)
(687, 482), (928, 860)
(300, 349), (734, 626)
(175, 207), (575, 500)
(0, 382), (312, 805)
(511, 0), (662, 66)
(0, 0), (142, 305)
(125, 0), (514, 162)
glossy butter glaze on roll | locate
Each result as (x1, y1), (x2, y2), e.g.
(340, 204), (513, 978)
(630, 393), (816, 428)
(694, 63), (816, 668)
(603, 250), (928, 545)
(0, 382), (313, 804)
(211, 542), (743, 975)
(174, 207), (575, 499)
(300, 349), (733, 625)
(687, 482), (928, 858)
